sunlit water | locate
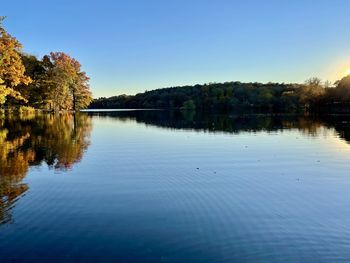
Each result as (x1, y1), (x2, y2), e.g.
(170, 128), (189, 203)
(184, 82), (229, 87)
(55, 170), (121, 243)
(1, 111), (350, 262)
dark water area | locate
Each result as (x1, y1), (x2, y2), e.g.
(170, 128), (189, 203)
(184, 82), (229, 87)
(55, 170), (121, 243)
(1, 110), (350, 262)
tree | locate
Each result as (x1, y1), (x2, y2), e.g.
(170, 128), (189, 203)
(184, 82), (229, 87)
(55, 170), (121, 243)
(0, 17), (31, 105)
(47, 52), (92, 111)
(181, 99), (196, 110)
(305, 77), (322, 87)
(336, 75), (350, 97)
(13, 54), (50, 108)
(298, 77), (325, 107)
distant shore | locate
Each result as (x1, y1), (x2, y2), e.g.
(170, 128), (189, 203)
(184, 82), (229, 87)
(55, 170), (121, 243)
(89, 80), (350, 114)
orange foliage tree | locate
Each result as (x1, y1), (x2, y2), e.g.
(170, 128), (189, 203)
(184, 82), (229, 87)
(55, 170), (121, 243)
(0, 17), (31, 105)
(47, 52), (92, 111)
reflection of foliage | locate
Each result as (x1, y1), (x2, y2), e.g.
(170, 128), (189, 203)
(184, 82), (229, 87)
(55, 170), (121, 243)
(181, 110), (195, 122)
(90, 110), (350, 144)
(0, 129), (32, 224)
(0, 112), (92, 224)
(29, 113), (93, 170)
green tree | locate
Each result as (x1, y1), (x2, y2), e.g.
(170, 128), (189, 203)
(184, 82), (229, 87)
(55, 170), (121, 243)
(14, 54), (51, 108)
(181, 99), (196, 110)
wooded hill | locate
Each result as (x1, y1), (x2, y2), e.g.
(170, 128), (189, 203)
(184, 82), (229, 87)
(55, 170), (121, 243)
(90, 77), (350, 113)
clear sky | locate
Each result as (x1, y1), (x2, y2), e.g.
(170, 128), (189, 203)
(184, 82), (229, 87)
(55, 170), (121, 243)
(2, 0), (350, 98)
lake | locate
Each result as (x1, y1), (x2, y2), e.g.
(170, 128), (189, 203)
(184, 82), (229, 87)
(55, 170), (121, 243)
(1, 110), (350, 262)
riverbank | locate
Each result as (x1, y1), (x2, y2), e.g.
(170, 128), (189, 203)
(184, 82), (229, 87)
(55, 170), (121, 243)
(0, 107), (81, 115)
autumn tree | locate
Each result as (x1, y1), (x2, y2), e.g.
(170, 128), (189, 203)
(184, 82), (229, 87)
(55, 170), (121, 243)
(0, 17), (31, 105)
(47, 52), (92, 111)
(11, 52), (92, 111)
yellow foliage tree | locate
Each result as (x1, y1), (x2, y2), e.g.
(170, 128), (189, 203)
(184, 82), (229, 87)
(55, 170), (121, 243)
(0, 17), (31, 105)
(48, 52), (92, 111)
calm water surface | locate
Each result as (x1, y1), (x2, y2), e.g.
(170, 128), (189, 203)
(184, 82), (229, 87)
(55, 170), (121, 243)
(1, 110), (350, 262)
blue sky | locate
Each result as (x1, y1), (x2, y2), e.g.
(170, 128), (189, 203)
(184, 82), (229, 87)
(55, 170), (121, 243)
(2, 0), (350, 97)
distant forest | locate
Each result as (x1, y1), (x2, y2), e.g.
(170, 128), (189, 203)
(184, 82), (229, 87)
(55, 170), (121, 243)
(90, 77), (350, 113)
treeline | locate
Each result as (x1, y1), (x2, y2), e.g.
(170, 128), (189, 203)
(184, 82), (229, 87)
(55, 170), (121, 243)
(0, 17), (92, 111)
(90, 76), (350, 113)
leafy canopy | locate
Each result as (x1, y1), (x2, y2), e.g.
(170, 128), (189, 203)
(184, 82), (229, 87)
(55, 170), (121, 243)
(0, 17), (31, 104)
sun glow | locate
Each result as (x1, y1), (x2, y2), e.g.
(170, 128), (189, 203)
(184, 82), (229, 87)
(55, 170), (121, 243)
(346, 68), (350, 76)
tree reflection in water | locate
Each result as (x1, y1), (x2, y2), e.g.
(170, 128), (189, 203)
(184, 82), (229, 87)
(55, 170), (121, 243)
(0, 112), (92, 224)
(2, 110), (350, 225)
(89, 110), (350, 144)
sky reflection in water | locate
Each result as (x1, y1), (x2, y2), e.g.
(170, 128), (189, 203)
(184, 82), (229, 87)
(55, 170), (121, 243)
(1, 111), (350, 262)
